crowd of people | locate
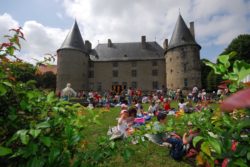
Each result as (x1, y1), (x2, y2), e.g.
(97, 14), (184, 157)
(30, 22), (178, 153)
(59, 83), (229, 109)
(59, 83), (230, 161)
(103, 86), (229, 161)
(108, 100), (202, 161)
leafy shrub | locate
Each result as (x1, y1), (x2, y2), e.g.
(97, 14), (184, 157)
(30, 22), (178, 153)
(0, 28), (101, 167)
(0, 27), (136, 167)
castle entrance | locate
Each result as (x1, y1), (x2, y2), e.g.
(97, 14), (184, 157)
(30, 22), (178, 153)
(112, 85), (126, 94)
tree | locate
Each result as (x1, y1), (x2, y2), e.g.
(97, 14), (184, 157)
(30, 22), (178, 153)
(201, 59), (212, 90)
(221, 34), (250, 63)
(206, 70), (222, 92)
(36, 71), (56, 90)
(8, 62), (36, 82)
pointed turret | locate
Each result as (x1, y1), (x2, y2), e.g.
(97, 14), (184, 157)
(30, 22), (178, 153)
(56, 20), (89, 93)
(58, 20), (85, 52)
(165, 14), (201, 91)
(168, 14), (200, 50)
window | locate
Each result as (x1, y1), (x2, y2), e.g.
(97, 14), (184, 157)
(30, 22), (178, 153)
(184, 78), (188, 87)
(113, 62), (118, 67)
(184, 64), (187, 72)
(97, 82), (102, 91)
(169, 58), (172, 62)
(113, 70), (118, 77)
(152, 81), (158, 89)
(170, 69), (173, 73)
(152, 69), (158, 76)
(88, 71), (94, 78)
(131, 70), (137, 77)
(131, 82), (137, 89)
(152, 60), (157, 66)
(132, 61), (137, 67)
(89, 61), (94, 68)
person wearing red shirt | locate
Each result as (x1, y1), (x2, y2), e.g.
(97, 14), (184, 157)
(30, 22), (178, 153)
(163, 98), (171, 111)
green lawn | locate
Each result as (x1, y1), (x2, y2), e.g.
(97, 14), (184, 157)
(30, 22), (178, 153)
(83, 104), (193, 167)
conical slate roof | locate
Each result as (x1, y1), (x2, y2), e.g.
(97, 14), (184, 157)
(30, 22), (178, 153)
(168, 15), (200, 50)
(58, 21), (85, 52)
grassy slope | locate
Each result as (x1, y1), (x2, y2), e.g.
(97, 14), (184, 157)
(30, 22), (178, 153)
(83, 102), (192, 167)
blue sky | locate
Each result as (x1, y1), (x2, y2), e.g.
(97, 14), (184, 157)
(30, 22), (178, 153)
(0, 0), (250, 63)
(1, 0), (71, 27)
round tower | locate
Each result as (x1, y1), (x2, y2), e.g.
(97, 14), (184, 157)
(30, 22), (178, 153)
(165, 15), (201, 91)
(56, 21), (89, 93)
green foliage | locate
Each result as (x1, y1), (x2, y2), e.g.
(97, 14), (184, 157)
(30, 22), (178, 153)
(194, 51), (250, 166)
(204, 51), (249, 93)
(1, 28), (250, 167)
(1, 27), (157, 167)
(76, 106), (191, 167)
(8, 62), (36, 82)
(0, 72), (95, 166)
(0, 146), (12, 156)
(206, 70), (222, 92)
(221, 34), (250, 64)
(36, 71), (56, 90)
(203, 34), (250, 91)
(201, 59), (212, 89)
(0, 28), (108, 167)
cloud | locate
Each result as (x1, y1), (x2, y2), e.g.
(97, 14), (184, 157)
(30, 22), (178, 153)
(1, 0), (249, 63)
(192, 0), (250, 45)
(62, 0), (193, 46)
(62, 0), (250, 56)
(0, 13), (19, 41)
(0, 13), (68, 64)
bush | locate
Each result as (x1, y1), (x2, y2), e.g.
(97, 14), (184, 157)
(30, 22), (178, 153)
(0, 28), (100, 166)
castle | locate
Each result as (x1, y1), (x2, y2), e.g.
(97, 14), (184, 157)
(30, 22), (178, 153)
(56, 14), (201, 93)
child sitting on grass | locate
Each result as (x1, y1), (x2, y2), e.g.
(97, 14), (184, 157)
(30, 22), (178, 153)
(148, 101), (156, 116)
(135, 101), (144, 116)
(144, 112), (169, 146)
(108, 109), (129, 140)
(117, 110), (129, 136)
(165, 122), (200, 160)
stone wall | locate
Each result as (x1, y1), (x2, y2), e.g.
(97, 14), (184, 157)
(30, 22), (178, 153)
(89, 59), (165, 92)
(56, 49), (89, 92)
(165, 45), (201, 90)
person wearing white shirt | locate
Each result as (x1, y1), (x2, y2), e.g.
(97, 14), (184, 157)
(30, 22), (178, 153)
(61, 83), (77, 100)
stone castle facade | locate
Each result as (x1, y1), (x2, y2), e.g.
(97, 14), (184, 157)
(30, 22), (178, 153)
(56, 14), (201, 93)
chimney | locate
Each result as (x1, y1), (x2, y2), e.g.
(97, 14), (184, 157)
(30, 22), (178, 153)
(85, 40), (92, 53)
(163, 39), (168, 50)
(108, 39), (112, 47)
(189, 21), (195, 39)
(141, 35), (146, 49)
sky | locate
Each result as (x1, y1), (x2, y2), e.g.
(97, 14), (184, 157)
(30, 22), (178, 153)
(0, 0), (250, 64)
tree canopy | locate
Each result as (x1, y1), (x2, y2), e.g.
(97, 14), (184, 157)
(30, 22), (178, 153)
(201, 34), (250, 91)
(221, 34), (250, 63)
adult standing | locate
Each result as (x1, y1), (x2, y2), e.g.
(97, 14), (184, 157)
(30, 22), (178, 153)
(192, 86), (198, 103)
(127, 87), (132, 106)
(61, 83), (77, 101)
